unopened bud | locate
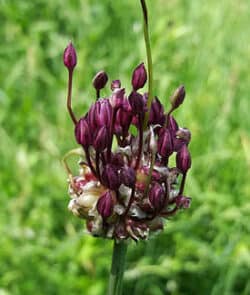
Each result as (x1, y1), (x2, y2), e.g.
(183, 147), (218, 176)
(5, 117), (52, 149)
(175, 195), (191, 209)
(110, 88), (125, 108)
(93, 126), (109, 152)
(88, 99), (112, 128)
(176, 128), (191, 143)
(75, 118), (91, 148)
(92, 70), (108, 90)
(120, 166), (136, 187)
(63, 42), (77, 71)
(170, 85), (185, 110)
(176, 145), (191, 173)
(128, 91), (145, 114)
(158, 128), (173, 158)
(149, 97), (165, 126)
(111, 80), (121, 91)
(132, 63), (147, 91)
(102, 164), (121, 190)
(168, 115), (179, 135)
(149, 182), (165, 211)
(97, 191), (114, 218)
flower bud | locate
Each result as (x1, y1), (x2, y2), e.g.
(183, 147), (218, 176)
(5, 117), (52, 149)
(128, 91), (145, 115)
(111, 80), (121, 91)
(92, 70), (108, 90)
(158, 128), (173, 158)
(120, 166), (136, 187)
(102, 164), (121, 190)
(176, 145), (191, 173)
(63, 42), (77, 71)
(75, 118), (91, 148)
(97, 191), (114, 218)
(173, 128), (191, 151)
(93, 126), (109, 152)
(132, 63), (147, 91)
(110, 88), (125, 109)
(175, 195), (191, 209)
(110, 153), (124, 167)
(149, 182), (165, 211)
(176, 128), (191, 143)
(168, 115), (179, 135)
(170, 85), (185, 110)
(149, 97), (165, 126)
(88, 99), (112, 128)
(115, 99), (133, 136)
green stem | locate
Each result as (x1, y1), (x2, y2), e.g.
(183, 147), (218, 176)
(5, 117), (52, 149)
(140, 0), (154, 129)
(108, 241), (128, 295)
(67, 69), (77, 125)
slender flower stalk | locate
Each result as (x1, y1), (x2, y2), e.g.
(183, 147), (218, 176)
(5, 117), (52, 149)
(67, 70), (77, 125)
(140, 0), (154, 129)
(62, 1), (192, 295)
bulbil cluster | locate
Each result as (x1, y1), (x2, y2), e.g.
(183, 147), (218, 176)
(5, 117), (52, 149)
(63, 43), (192, 242)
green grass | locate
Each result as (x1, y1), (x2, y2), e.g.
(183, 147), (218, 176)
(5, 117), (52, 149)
(0, 0), (250, 294)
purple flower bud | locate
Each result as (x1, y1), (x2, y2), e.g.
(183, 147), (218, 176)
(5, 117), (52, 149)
(102, 164), (121, 190)
(176, 145), (191, 173)
(75, 118), (91, 148)
(158, 128), (173, 158)
(110, 88), (125, 109)
(110, 153), (124, 167)
(120, 166), (136, 187)
(92, 70), (108, 90)
(88, 99), (112, 128)
(149, 97), (165, 126)
(149, 182), (165, 211)
(132, 63), (147, 91)
(175, 195), (191, 209)
(115, 101), (133, 137)
(128, 91), (145, 115)
(170, 85), (186, 110)
(176, 128), (191, 143)
(111, 80), (121, 91)
(173, 128), (191, 152)
(97, 191), (114, 218)
(63, 42), (77, 71)
(93, 126), (109, 152)
(168, 115), (179, 135)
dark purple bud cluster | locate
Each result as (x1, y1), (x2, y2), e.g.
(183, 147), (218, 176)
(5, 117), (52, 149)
(64, 43), (192, 242)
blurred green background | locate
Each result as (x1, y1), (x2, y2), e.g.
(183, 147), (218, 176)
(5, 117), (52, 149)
(0, 0), (250, 294)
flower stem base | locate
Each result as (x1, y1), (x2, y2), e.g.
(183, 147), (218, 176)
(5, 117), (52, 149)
(108, 241), (128, 295)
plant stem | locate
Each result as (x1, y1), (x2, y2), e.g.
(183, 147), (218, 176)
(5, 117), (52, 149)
(67, 69), (77, 125)
(140, 0), (154, 129)
(96, 89), (100, 100)
(108, 241), (128, 295)
(135, 114), (143, 170)
(179, 172), (187, 195)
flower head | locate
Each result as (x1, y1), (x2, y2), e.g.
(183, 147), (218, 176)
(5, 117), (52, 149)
(63, 26), (192, 243)
(63, 60), (192, 241)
